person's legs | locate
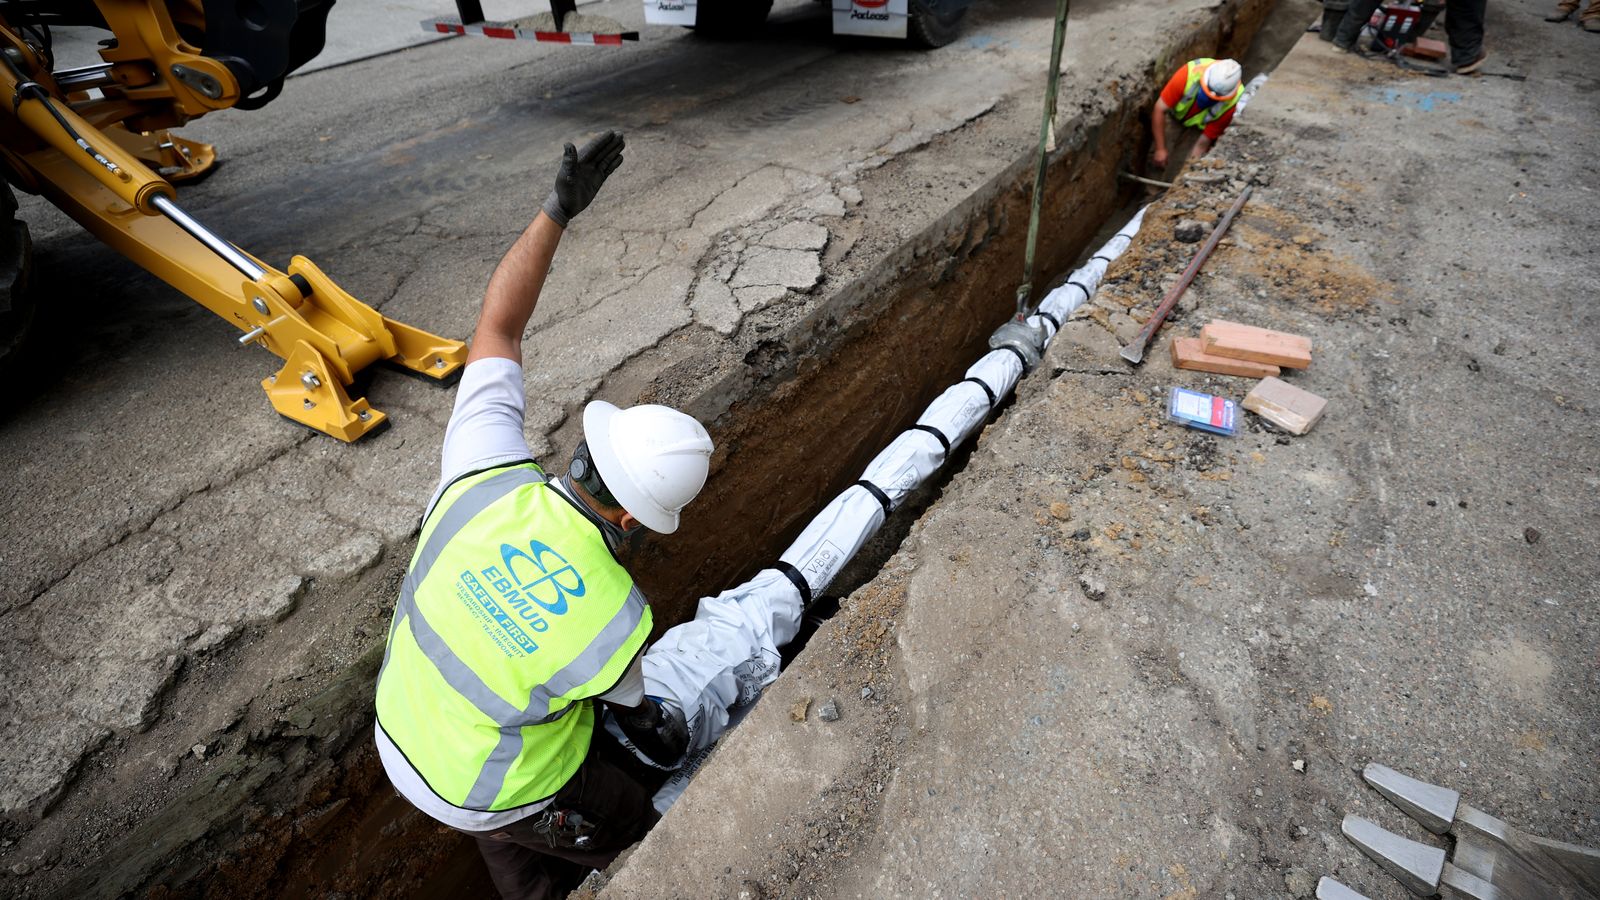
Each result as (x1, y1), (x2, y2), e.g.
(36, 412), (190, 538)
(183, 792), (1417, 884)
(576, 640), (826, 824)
(473, 836), (588, 900)
(1581, 0), (1600, 30)
(1546, 0), (1579, 21)
(467, 725), (662, 900)
(1334, 0), (1385, 48)
(1444, 0), (1488, 69)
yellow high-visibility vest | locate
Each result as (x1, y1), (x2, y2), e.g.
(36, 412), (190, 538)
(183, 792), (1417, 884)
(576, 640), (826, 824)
(376, 462), (651, 811)
(1174, 58), (1242, 128)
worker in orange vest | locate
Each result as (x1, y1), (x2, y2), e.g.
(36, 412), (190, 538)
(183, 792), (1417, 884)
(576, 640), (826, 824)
(1150, 57), (1244, 171)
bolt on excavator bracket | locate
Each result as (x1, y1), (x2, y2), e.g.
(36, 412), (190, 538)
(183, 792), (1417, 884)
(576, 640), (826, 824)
(243, 256), (467, 441)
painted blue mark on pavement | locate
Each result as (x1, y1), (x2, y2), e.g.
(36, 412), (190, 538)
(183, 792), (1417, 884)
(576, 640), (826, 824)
(961, 33), (1016, 50)
(1370, 88), (1462, 111)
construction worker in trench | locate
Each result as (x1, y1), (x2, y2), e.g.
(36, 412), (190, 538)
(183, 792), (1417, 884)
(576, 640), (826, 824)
(373, 130), (712, 900)
(1150, 57), (1245, 171)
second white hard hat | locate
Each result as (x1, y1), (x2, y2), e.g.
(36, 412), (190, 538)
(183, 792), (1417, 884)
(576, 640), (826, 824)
(1204, 59), (1243, 97)
(582, 401), (714, 534)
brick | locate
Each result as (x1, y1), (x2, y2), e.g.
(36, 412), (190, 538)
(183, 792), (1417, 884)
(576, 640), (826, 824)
(1201, 320), (1313, 369)
(1242, 376), (1328, 435)
(1171, 337), (1281, 378)
(1402, 38), (1448, 60)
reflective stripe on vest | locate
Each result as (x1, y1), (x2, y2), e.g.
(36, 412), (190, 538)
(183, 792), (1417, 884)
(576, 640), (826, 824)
(1174, 58), (1241, 128)
(376, 462), (652, 811)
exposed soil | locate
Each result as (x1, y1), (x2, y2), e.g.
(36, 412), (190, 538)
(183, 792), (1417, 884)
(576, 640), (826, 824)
(6, 0), (1307, 896)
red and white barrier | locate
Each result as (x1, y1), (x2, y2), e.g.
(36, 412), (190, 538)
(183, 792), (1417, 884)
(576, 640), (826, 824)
(422, 17), (638, 44)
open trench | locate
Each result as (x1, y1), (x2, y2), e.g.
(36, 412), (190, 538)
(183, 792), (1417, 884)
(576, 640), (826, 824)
(42, 1), (1320, 896)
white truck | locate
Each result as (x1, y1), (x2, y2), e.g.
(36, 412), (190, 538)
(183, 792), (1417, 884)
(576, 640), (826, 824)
(426, 0), (975, 49)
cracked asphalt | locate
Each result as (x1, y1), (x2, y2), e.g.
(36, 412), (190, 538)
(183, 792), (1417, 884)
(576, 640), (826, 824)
(0, 0), (1302, 886)
(0, 0), (1026, 823)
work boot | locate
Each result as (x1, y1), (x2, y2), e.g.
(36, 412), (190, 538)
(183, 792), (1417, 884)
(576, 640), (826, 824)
(1546, 0), (1577, 20)
(1455, 49), (1488, 74)
(1583, 0), (1600, 30)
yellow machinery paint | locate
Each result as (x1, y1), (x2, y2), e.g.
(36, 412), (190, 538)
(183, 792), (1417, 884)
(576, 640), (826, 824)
(0, 7), (464, 441)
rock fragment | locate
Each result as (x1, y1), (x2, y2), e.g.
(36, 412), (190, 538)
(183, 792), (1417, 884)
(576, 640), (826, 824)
(1079, 572), (1107, 601)
(1284, 867), (1317, 898)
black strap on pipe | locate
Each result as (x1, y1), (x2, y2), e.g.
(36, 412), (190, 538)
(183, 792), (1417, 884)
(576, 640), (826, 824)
(773, 561), (812, 606)
(1035, 310), (1061, 331)
(1067, 280), (1093, 300)
(855, 480), (892, 517)
(961, 377), (997, 408)
(910, 424), (951, 455)
(996, 344), (1030, 370)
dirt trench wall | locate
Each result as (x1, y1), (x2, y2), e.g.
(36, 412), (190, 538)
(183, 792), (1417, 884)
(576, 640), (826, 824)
(46, 1), (1279, 896)
(626, 0), (1276, 629)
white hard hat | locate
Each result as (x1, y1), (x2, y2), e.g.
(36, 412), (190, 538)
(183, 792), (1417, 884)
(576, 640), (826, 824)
(582, 401), (714, 534)
(1204, 59), (1243, 98)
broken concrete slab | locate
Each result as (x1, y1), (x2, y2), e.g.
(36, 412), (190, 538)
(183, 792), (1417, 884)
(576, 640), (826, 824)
(760, 221), (830, 252)
(729, 246), (822, 292)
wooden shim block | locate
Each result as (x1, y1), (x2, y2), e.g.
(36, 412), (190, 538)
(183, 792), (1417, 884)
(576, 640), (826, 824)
(1402, 37), (1447, 60)
(1202, 320), (1314, 369)
(1243, 376), (1328, 435)
(1171, 337), (1282, 377)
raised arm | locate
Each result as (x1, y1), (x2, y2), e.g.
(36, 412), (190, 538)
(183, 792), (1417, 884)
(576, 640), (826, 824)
(468, 130), (627, 364)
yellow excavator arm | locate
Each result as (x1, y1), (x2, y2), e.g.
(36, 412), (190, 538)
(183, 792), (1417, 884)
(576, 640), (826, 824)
(0, 3), (464, 440)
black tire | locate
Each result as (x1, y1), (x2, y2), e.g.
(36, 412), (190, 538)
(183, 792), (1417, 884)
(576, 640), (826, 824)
(0, 181), (35, 378)
(908, 0), (967, 48)
(692, 0), (773, 37)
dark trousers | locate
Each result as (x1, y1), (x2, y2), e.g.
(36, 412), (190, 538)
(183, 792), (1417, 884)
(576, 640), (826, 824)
(1443, 0), (1487, 67)
(1336, 0), (1486, 66)
(1333, 0), (1384, 47)
(461, 726), (662, 900)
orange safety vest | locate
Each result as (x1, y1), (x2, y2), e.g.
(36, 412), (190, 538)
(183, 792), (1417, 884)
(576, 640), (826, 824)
(1172, 58), (1242, 129)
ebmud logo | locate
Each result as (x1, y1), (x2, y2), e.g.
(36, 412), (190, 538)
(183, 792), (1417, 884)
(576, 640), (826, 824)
(456, 540), (588, 657)
(500, 540), (586, 615)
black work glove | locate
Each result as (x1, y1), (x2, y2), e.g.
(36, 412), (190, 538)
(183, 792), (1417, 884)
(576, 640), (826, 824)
(617, 697), (688, 767)
(542, 130), (625, 228)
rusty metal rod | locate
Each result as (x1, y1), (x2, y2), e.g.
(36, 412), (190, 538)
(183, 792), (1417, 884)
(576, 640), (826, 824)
(1118, 170), (1173, 189)
(1119, 184), (1252, 365)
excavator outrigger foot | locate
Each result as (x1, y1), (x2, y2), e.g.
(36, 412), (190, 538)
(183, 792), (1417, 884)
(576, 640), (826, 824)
(0, 19), (464, 440)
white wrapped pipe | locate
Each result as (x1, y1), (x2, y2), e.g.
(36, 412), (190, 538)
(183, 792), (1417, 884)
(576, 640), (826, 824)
(861, 430), (944, 510)
(1029, 205), (1147, 341)
(636, 207), (1148, 789)
(779, 485), (887, 598)
(916, 381), (993, 451)
(1236, 73), (1269, 115)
